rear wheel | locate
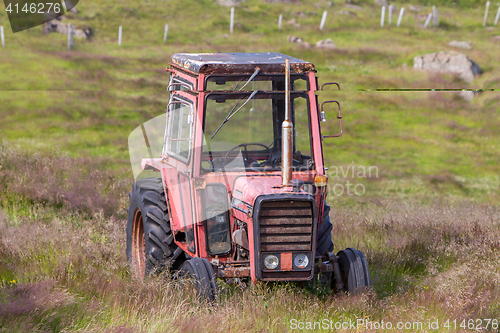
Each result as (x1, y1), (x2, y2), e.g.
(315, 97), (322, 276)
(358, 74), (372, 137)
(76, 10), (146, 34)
(179, 257), (218, 302)
(126, 178), (185, 278)
(316, 203), (334, 256)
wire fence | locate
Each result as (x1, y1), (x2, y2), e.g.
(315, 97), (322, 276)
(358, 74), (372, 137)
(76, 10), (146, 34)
(1, 3), (499, 50)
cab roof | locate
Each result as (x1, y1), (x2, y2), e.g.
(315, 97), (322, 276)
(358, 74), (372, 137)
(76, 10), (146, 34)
(170, 52), (315, 75)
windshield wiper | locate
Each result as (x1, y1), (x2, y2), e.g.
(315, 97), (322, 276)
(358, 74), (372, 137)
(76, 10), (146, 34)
(211, 90), (258, 139)
(232, 67), (260, 91)
(238, 68), (260, 91)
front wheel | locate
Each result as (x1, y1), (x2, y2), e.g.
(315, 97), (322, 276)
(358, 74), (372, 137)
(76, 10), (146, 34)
(334, 248), (372, 295)
(179, 257), (218, 302)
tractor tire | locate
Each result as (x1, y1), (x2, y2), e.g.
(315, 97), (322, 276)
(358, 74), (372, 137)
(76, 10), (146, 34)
(316, 203), (334, 256)
(334, 248), (371, 295)
(179, 257), (218, 302)
(126, 177), (184, 279)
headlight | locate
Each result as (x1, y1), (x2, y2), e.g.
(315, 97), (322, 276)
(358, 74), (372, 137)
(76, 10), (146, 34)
(294, 254), (309, 269)
(264, 255), (279, 270)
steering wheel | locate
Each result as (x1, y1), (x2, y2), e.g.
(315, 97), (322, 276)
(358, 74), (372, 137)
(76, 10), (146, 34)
(224, 143), (272, 168)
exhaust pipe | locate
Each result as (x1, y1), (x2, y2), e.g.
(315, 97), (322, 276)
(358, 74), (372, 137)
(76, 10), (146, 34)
(282, 59), (293, 186)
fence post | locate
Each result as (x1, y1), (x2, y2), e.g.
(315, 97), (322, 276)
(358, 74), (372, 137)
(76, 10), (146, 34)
(494, 6), (500, 25)
(230, 7), (234, 34)
(483, 1), (490, 26)
(278, 14), (282, 30)
(424, 13), (432, 28)
(381, 6), (385, 27)
(388, 4), (393, 25)
(320, 10), (327, 30)
(1, 26), (4, 48)
(397, 7), (404, 27)
(433, 6), (438, 27)
(118, 25), (122, 46)
(68, 24), (74, 50)
(163, 23), (169, 43)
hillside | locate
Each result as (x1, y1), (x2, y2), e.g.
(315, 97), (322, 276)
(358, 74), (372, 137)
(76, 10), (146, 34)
(1, 0), (500, 331)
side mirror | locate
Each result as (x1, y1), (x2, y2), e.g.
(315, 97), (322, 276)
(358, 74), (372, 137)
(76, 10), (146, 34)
(321, 100), (343, 138)
(319, 82), (342, 138)
(321, 82), (340, 91)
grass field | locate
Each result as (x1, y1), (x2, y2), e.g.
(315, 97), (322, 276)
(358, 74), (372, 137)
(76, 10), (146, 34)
(1, 0), (500, 331)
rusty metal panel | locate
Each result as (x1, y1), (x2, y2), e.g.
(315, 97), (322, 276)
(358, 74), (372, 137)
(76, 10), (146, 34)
(261, 201), (311, 208)
(217, 266), (251, 278)
(261, 243), (310, 252)
(261, 271), (311, 280)
(260, 225), (311, 234)
(171, 52), (315, 75)
(258, 200), (313, 253)
(260, 208), (312, 217)
(252, 195), (317, 282)
(261, 235), (311, 243)
(259, 217), (312, 225)
(281, 253), (293, 271)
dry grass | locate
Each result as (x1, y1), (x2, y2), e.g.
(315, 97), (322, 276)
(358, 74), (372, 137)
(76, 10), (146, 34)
(0, 146), (499, 332)
(0, 143), (130, 217)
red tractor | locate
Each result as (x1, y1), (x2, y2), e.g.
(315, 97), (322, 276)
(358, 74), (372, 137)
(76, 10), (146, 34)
(127, 53), (371, 300)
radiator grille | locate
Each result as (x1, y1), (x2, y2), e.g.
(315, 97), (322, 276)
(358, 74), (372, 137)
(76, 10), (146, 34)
(259, 200), (313, 252)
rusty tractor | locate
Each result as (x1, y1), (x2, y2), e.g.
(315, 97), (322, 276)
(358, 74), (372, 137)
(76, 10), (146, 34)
(126, 53), (371, 300)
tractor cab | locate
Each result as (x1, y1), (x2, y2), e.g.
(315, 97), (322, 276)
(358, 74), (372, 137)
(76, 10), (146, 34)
(127, 53), (370, 299)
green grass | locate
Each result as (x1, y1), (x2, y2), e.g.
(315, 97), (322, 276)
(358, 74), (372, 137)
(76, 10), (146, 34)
(1, 0), (499, 200)
(1, 0), (500, 331)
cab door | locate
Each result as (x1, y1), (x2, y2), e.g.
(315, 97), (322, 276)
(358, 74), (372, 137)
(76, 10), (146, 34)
(163, 93), (197, 255)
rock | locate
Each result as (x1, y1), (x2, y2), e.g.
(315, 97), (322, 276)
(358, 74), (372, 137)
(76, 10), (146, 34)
(74, 28), (92, 39)
(339, 10), (357, 15)
(409, 5), (421, 12)
(43, 20), (92, 40)
(374, 0), (388, 6)
(413, 51), (481, 83)
(448, 41), (472, 50)
(287, 19), (301, 28)
(217, 0), (246, 6)
(315, 38), (336, 49)
(327, 1), (334, 7)
(288, 36), (310, 48)
(43, 19), (67, 34)
(288, 35), (304, 43)
(493, 36), (500, 42)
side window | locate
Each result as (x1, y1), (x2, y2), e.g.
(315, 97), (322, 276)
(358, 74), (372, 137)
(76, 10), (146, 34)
(165, 97), (193, 162)
(169, 77), (194, 92)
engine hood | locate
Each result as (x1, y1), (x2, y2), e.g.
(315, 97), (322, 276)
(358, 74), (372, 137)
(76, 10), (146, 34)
(230, 175), (306, 221)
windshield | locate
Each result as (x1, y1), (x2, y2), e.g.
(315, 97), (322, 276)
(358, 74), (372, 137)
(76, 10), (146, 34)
(202, 92), (312, 172)
(205, 74), (309, 91)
